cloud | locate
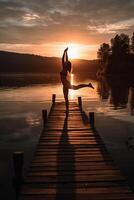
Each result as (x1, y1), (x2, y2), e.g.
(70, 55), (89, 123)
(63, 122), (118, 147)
(88, 18), (134, 34)
(0, 1), (134, 29)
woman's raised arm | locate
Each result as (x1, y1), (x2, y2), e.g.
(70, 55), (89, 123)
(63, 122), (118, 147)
(62, 48), (68, 68)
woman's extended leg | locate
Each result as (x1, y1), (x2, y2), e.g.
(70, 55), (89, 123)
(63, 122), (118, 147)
(70, 83), (94, 90)
(63, 86), (69, 111)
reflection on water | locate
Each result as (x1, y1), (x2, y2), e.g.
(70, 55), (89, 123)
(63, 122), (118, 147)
(97, 79), (109, 101)
(98, 78), (134, 115)
(0, 77), (134, 128)
(0, 78), (134, 121)
(0, 84), (62, 102)
(26, 113), (40, 126)
(70, 73), (74, 99)
(0, 80), (99, 102)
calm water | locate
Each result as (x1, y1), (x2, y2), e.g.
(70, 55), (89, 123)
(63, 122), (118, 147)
(0, 79), (134, 199)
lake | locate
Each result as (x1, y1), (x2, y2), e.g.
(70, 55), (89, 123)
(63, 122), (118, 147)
(0, 77), (134, 199)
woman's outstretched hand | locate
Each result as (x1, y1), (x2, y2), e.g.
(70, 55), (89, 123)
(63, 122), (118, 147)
(64, 47), (68, 52)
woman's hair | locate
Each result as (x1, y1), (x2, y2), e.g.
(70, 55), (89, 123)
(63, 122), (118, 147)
(66, 61), (72, 73)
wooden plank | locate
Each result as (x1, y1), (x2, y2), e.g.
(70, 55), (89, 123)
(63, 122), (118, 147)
(21, 180), (128, 187)
(20, 194), (134, 200)
(27, 170), (121, 176)
(21, 187), (132, 195)
(25, 175), (126, 183)
(29, 162), (118, 169)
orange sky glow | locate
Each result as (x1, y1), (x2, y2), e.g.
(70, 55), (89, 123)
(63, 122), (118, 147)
(0, 0), (133, 60)
(0, 41), (100, 60)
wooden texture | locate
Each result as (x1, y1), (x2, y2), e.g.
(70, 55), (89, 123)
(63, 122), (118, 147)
(20, 102), (134, 200)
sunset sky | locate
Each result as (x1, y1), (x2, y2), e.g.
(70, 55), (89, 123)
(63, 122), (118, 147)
(0, 0), (134, 59)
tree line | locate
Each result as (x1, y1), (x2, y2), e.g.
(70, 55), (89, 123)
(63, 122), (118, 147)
(97, 32), (134, 86)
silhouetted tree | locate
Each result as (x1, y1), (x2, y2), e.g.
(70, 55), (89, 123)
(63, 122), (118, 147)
(97, 43), (111, 79)
(97, 43), (111, 64)
(97, 33), (134, 109)
(111, 34), (130, 56)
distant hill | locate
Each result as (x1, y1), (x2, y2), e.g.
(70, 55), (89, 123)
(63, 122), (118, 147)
(0, 51), (98, 79)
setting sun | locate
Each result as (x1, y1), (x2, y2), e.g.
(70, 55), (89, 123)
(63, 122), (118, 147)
(67, 44), (79, 59)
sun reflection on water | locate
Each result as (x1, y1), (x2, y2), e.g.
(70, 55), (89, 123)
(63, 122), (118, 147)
(70, 73), (75, 99)
(69, 74), (98, 100)
(0, 78), (98, 102)
(26, 113), (40, 126)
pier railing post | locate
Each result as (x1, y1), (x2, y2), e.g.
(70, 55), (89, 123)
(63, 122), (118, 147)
(52, 94), (56, 104)
(89, 112), (95, 127)
(42, 109), (47, 127)
(78, 96), (82, 109)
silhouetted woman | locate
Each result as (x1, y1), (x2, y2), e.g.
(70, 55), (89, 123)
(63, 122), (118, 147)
(60, 48), (94, 110)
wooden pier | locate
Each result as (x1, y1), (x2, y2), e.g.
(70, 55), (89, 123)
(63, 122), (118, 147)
(18, 96), (134, 200)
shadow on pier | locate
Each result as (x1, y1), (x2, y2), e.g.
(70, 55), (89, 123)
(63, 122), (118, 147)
(79, 104), (112, 164)
(56, 114), (76, 200)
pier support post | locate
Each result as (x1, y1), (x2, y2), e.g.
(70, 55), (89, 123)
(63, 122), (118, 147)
(13, 151), (24, 199)
(89, 112), (94, 127)
(52, 94), (56, 104)
(78, 97), (82, 109)
(42, 109), (47, 127)
(13, 151), (24, 183)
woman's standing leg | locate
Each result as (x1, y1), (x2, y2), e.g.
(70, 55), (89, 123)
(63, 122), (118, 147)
(63, 86), (69, 111)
